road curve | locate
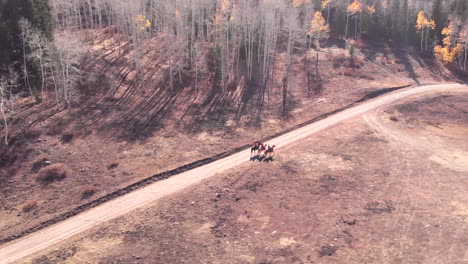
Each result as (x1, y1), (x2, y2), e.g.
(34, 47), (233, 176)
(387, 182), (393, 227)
(0, 83), (466, 263)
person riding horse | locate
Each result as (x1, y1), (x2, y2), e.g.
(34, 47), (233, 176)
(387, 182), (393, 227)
(251, 140), (264, 157)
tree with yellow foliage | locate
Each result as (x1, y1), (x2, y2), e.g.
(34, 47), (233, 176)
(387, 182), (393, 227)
(135, 14), (152, 31)
(415, 11), (435, 53)
(322, 0), (332, 24)
(434, 22), (464, 65)
(309, 11), (330, 76)
(346, 0), (363, 39)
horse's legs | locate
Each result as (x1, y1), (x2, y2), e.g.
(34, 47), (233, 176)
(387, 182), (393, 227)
(251, 147), (258, 158)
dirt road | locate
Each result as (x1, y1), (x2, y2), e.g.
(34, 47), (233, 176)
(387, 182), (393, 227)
(364, 107), (468, 173)
(0, 83), (466, 264)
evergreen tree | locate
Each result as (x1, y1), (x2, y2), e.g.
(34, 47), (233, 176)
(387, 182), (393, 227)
(391, 0), (401, 42)
(333, 0), (346, 38)
(31, 0), (54, 40)
(402, 0), (409, 45)
(0, 0), (53, 92)
(431, 0), (445, 44)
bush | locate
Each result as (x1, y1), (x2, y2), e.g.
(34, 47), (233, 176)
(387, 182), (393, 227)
(61, 133), (74, 143)
(332, 54), (347, 69)
(81, 185), (99, 199)
(343, 68), (374, 80)
(31, 156), (50, 173)
(37, 163), (71, 183)
(343, 57), (365, 69)
(349, 44), (355, 57)
(22, 200), (38, 213)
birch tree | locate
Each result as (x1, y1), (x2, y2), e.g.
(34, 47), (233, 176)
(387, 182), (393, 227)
(19, 19), (34, 98)
(416, 11), (435, 53)
(0, 68), (18, 146)
(54, 33), (84, 107)
(434, 22), (464, 65)
(309, 11), (330, 76)
(459, 26), (468, 70)
(347, 0), (363, 39)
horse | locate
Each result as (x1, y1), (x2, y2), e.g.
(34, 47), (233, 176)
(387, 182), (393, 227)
(257, 144), (267, 157)
(251, 141), (264, 157)
(264, 145), (276, 159)
(251, 144), (261, 157)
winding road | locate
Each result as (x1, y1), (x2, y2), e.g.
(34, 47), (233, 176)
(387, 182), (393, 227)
(0, 83), (466, 264)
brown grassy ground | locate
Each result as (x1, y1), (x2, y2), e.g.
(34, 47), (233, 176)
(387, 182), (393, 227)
(0, 39), (420, 242)
(18, 92), (468, 264)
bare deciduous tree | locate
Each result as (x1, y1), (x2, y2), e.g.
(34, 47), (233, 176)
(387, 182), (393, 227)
(0, 68), (19, 146)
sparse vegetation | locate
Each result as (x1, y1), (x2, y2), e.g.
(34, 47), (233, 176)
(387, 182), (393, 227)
(22, 200), (39, 213)
(396, 103), (419, 113)
(61, 133), (73, 143)
(46, 122), (66, 136)
(31, 157), (50, 173)
(320, 244), (338, 256)
(37, 163), (70, 183)
(365, 201), (395, 214)
(107, 162), (119, 170)
(81, 185), (99, 199)
(343, 68), (374, 80)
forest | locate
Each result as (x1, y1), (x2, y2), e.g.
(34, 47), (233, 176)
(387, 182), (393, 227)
(0, 0), (467, 145)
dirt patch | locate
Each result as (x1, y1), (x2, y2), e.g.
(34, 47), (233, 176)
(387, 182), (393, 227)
(365, 201), (395, 214)
(374, 92), (468, 173)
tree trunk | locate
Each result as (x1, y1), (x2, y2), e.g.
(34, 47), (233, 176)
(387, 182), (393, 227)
(354, 17), (357, 39)
(424, 27), (429, 52)
(464, 46), (467, 71)
(0, 105), (7, 146)
(315, 44), (319, 77)
(22, 34), (33, 97)
(0, 89), (8, 146)
(282, 71), (288, 119)
(39, 57), (45, 100)
(345, 0), (350, 40)
(420, 30), (424, 52)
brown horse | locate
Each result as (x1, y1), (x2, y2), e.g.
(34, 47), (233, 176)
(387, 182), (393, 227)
(257, 144), (267, 156)
(264, 145), (276, 158)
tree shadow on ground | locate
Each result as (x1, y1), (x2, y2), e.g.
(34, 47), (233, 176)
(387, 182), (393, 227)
(4, 46), (305, 150)
(180, 59), (279, 134)
(357, 39), (386, 62)
(389, 46), (420, 84)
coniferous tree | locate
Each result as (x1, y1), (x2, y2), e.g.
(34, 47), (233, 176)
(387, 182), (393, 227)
(431, 0), (445, 43)
(31, 0), (54, 40)
(402, 0), (409, 45)
(391, 0), (401, 42)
